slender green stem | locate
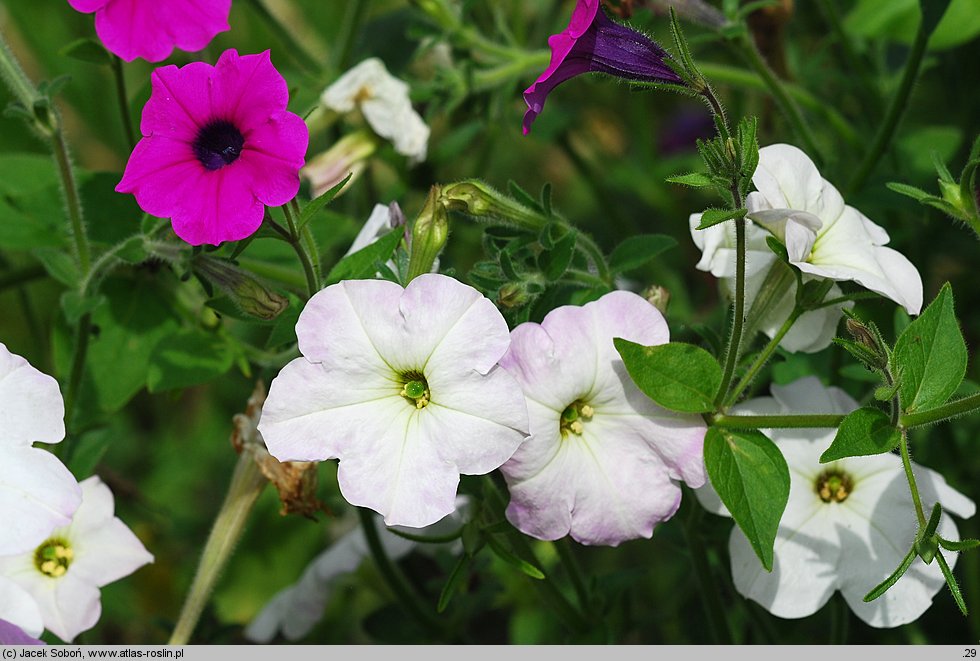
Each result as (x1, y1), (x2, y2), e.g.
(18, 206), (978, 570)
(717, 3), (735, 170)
(471, 50), (551, 91)
(357, 507), (443, 637)
(282, 203), (319, 297)
(0, 263), (46, 291)
(724, 307), (802, 408)
(713, 413), (845, 429)
(386, 526), (464, 545)
(554, 539), (592, 617)
(846, 19), (930, 195)
(169, 452), (267, 645)
(682, 499), (732, 644)
(111, 55), (136, 150)
(734, 34), (823, 163)
(900, 392), (980, 428)
(62, 313), (91, 435)
(898, 430), (927, 527)
(331, 0), (367, 74)
(716, 215), (746, 406)
(245, 0), (320, 74)
(0, 32), (37, 109)
(698, 63), (860, 148)
(811, 291), (881, 310)
(574, 231), (613, 286)
(51, 130), (91, 274)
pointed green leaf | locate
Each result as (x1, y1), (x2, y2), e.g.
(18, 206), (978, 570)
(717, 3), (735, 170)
(324, 228), (403, 285)
(485, 536), (545, 580)
(298, 173), (352, 229)
(820, 407), (901, 462)
(696, 208), (747, 230)
(891, 283), (967, 413)
(864, 546), (917, 602)
(704, 427), (790, 571)
(614, 339), (721, 413)
(666, 172), (715, 188)
(886, 182), (935, 202)
(60, 38), (111, 65)
(437, 553), (472, 613)
(938, 537), (980, 552)
(608, 234), (677, 274)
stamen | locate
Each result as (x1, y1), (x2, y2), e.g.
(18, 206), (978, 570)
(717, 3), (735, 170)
(814, 469), (854, 503)
(34, 538), (74, 578)
(399, 372), (430, 409)
(560, 400), (595, 437)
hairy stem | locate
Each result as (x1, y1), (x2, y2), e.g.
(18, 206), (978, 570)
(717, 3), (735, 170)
(713, 413), (845, 429)
(898, 429), (927, 527)
(282, 203), (319, 297)
(900, 392), (980, 428)
(725, 307), (802, 408)
(111, 55), (136, 150)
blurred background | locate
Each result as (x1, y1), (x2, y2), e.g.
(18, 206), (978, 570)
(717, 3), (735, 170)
(0, 0), (978, 644)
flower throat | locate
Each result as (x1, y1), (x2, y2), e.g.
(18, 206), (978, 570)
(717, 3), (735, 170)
(194, 120), (245, 170)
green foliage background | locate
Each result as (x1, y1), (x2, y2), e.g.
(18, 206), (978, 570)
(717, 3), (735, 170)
(1, 0), (978, 644)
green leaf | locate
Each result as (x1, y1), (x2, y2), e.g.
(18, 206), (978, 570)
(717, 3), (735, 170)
(886, 182), (936, 202)
(485, 535), (545, 580)
(60, 38), (111, 65)
(938, 537), (980, 552)
(147, 330), (235, 393)
(66, 427), (113, 478)
(666, 172), (715, 188)
(60, 291), (106, 326)
(704, 427), (790, 571)
(539, 229), (576, 281)
(614, 339), (721, 413)
(437, 553), (471, 613)
(892, 283), (967, 413)
(864, 546), (917, 602)
(33, 248), (78, 286)
(935, 551), (967, 615)
(323, 228), (403, 284)
(696, 208), (747, 230)
(608, 234), (677, 274)
(820, 407), (901, 462)
(298, 173), (352, 230)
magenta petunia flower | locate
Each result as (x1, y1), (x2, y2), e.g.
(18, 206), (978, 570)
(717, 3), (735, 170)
(66, 0), (231, 63)
(116, 50), (309, 246)
(522, 0), (683, 134)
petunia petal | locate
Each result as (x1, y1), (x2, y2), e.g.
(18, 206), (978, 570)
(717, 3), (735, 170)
(168, 166), (265, 246)
(0, 578), (44, 639)
(0, 343), (65, 447)
(239, 114), (308, 207)
(0, 447), (81, 556)
(31, 574), (101, 643)
(138, 62), (214, 139)
(212, 50), (290, 132)
(751, 144), (845, 223)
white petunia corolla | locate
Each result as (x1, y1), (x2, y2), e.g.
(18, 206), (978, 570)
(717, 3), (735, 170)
(321, 58), (430, 163)
(259, 274), (530, 528)
(690, 212), (848, 354)
(697, 377), (975, 628)
(0, 343), (81, 556)
(746, 144), (923, 315)
(0, 577), (43, 639)
(244, 497), (469, 643)
(498, 291), (707, 546)
(0, 476), (154, 642)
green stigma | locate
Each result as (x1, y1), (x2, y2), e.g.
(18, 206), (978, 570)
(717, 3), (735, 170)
(560, 401), (594, 437)
(399, 372), (431, 409)
(34, 537), (74, 578)
(815, 469), (854, 503)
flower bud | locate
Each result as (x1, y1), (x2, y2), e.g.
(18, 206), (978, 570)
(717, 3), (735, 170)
(497, 282), (533, 309)
(642, 285), (671, 314)
(193, 255), (289, 320)
(301, 130), (378, 198)
(441, 179), (548, 231)
(406, 185), (449, 281)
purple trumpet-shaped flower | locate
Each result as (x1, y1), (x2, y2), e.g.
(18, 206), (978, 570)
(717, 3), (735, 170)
(523, 0), (683, 134)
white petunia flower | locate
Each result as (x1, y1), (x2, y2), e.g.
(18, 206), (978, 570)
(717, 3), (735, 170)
(0, 577), (43, 639)
(321, 58), (430, 163)
(746, 144), (923, 314)
(0, 343), (81, 556)
(499, 291), (707, 546)
(244, 497), (470, 643)
(345, 202), (405, 257)
(697, 377), (975, 627)
(0, 476), (154, 642)
(689, 212), (848, 354)
(259, 274), (530, 528)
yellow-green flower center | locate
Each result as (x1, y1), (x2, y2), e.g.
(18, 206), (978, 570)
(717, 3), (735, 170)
(815, 469), (853, 503)
(34, 537), (74, 578)
(399, 371), (430, 409)
(560, 400), (594, 437)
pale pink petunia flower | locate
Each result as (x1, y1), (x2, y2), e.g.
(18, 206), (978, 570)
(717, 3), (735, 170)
(66, 0), (231, 63)
(0, 343), (81, 557)
(116, 49), (309, 246)
(259, 274), (530, 528)
(498, 291), (706, 546)
(0, 477), (153, 643)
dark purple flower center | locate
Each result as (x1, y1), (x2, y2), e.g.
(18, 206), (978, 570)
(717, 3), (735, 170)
(194, 120), (245, 171)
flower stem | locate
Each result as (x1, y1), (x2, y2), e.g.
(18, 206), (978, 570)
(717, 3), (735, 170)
(898, 429), (927, 527)
(554, 539), (592, 617)
(245, 0), (321, 75)
(716, 214), (746, 407)
(282, 203), (319, 297)
(724, 306), (802, 408)
(573, 230), (613, 286)
(52, 128), (92, 275)
(169, 452), (267, 645)
(713, 413), (845, 429)
(682, 497), (732, 644)
(62, 313), (91, 436)
(900, 392), (980, 429)
(357, 507), (444, 637)
(846, 18), (930, 195)
(111, 55), (136, 150)
(734, 33), (822, 164)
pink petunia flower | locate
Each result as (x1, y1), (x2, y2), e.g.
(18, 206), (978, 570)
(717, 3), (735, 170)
(498, 291), (706, 546)
(66, 0), (231, 63)
(116, 49), (309, 246)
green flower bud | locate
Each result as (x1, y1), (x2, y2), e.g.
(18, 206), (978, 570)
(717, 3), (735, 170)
(441, 179), (549, 231)
(193, 255), (289, 320)
(406, 185), (449, 281)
